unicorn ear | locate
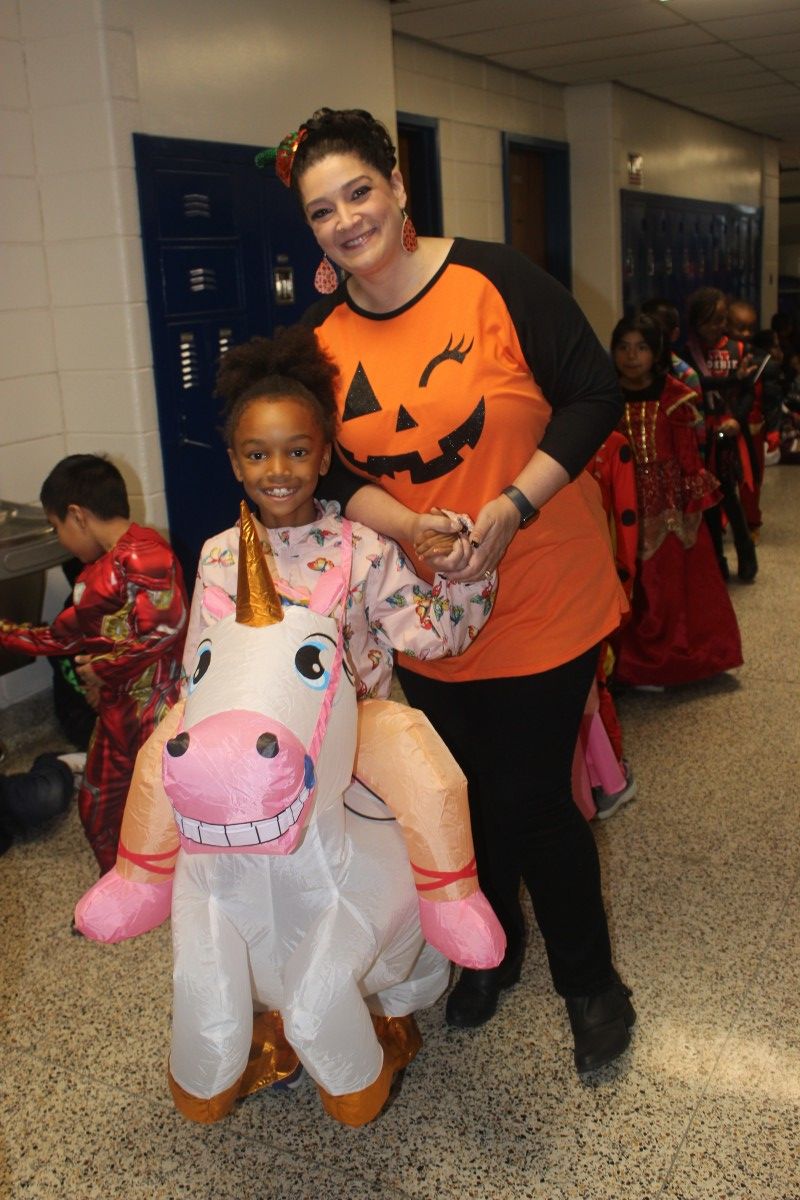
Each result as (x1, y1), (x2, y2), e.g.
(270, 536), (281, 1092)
(202, 585), (235, 620)
(308, 567), (348, 615)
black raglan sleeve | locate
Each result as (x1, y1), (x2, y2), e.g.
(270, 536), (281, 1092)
(450, 241), (623, 479)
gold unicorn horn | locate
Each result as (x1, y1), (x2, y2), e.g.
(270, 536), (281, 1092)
(236, 501), (283, 626)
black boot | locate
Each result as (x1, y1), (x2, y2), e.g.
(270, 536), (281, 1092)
(445, 943), (524, 1029)
(736, 536), (758, 583)
(565, 973), (636, 1074)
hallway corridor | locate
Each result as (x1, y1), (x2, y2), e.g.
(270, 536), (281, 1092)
(0, 466), (798, 1200)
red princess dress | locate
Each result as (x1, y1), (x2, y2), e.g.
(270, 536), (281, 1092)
(615, 374), (743, 687)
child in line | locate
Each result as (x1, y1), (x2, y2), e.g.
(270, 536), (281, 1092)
(683, 288), (759, 581)
(184, 325), (495, 698)
(610, 315), (743, 688)
(0, 456), (187, 872)
(640, 297), (703, 398)
(577, 430), (639, 819)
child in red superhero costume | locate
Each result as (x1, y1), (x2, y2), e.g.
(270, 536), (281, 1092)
(0, 455), (187, 872)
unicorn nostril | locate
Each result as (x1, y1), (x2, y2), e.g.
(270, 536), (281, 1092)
(166, 732), (190, 758)
(256, 732), (279, 759)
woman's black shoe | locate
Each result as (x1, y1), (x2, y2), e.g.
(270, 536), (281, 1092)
(445, 945), (524, 1029)
(565, 974), (636, 1074)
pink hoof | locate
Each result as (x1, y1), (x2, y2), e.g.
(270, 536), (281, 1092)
(418, 891), (506, 969)
(74, 868), (172, 943)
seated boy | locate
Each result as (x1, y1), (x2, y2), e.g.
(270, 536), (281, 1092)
(0, 455), (187, 872)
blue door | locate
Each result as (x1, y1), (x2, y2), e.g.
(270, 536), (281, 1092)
(134, 134), (320, 588)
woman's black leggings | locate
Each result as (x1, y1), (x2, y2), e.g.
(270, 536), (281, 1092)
(396, 643), (614, 998)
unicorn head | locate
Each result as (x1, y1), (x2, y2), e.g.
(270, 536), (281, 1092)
(163, 503), (356, 856)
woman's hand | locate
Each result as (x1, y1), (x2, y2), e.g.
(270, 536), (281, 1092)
(435, 494), (521, 582)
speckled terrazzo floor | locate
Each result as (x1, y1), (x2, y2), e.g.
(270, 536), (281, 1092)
(1, 466), (798, 1200)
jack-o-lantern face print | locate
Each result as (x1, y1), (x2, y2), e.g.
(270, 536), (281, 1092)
(336, 335), (485, 484)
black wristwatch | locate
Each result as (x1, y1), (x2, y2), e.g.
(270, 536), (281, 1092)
(502, 485), (541, 528)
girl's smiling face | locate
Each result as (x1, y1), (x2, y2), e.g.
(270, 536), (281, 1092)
(228, 395), (331, 529)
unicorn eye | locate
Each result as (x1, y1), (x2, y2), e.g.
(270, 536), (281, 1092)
(190, 641), (212, 692)
(294, 636), (333, 691)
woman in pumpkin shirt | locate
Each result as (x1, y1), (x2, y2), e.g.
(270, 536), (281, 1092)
(262, 108), (633, 1075)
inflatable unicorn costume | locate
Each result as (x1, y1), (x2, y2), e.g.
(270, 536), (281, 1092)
(77, 504), (504, 1126)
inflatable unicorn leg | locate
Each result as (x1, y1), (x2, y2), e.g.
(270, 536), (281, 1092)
(169, 1009), (300, 1123)
(317, 1013), (422, 1127)
(169, 862), (255, 1121)
(74, 700), (183, 941)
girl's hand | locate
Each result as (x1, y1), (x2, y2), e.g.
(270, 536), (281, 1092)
(736, 356), (758, 381)
(412, 508), (473, 572)
(439, 494), (520, 582)
(719, 417), (740, 436)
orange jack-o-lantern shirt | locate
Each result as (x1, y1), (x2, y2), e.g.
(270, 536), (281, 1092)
(309, 239), (627, 680)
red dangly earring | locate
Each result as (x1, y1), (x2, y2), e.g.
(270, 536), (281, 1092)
(400, 209), (418, 254)
(314, 254), (338, 294)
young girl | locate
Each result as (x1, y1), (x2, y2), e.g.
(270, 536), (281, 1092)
(183, 325), (495, 697)
(575, 430), (639, 819)
(683, 288), (759, 581)
(611, 315), (743, 688)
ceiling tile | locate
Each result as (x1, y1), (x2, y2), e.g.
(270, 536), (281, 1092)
(668, 0), (800, 16)
(616, 66), (779, 94)
(431, 3), (685, 56)
(388, 0), (800, 162)
(692, 10), (800, 40)
(490, 26), (717, 72)
(391, 0), (638, 39)
(727, 31), (800, 55)
(538, 42), (741, 84)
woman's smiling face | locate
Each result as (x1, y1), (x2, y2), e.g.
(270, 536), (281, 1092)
(298, 152), (406, 281)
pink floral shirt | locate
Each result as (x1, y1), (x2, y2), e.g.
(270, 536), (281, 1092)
(183, 502), (495, 699)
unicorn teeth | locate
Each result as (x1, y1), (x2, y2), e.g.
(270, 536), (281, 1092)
(174, 785), (310, 847)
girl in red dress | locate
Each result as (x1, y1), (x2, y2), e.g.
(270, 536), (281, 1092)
(611, 315), (743, 687)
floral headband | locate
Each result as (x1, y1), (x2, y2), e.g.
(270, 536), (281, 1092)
(254, 127), (308, 188)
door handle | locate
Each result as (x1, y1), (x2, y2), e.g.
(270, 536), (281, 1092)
(178, 435), (213, 449)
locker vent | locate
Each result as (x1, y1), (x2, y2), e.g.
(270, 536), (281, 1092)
(179, 332), (199, 390)
(188, 267), (217, 292)
(183, 193), (211, 219)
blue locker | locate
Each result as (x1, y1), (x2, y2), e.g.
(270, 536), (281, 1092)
(134, 135), (320, 587)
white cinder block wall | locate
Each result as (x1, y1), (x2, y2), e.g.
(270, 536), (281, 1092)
(0, 0), (396, 704)
(394, 42), (778, 346)
(566, 83), (779, 342)
(394, 34), (566, 244)
(0, 4), (782, 704)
